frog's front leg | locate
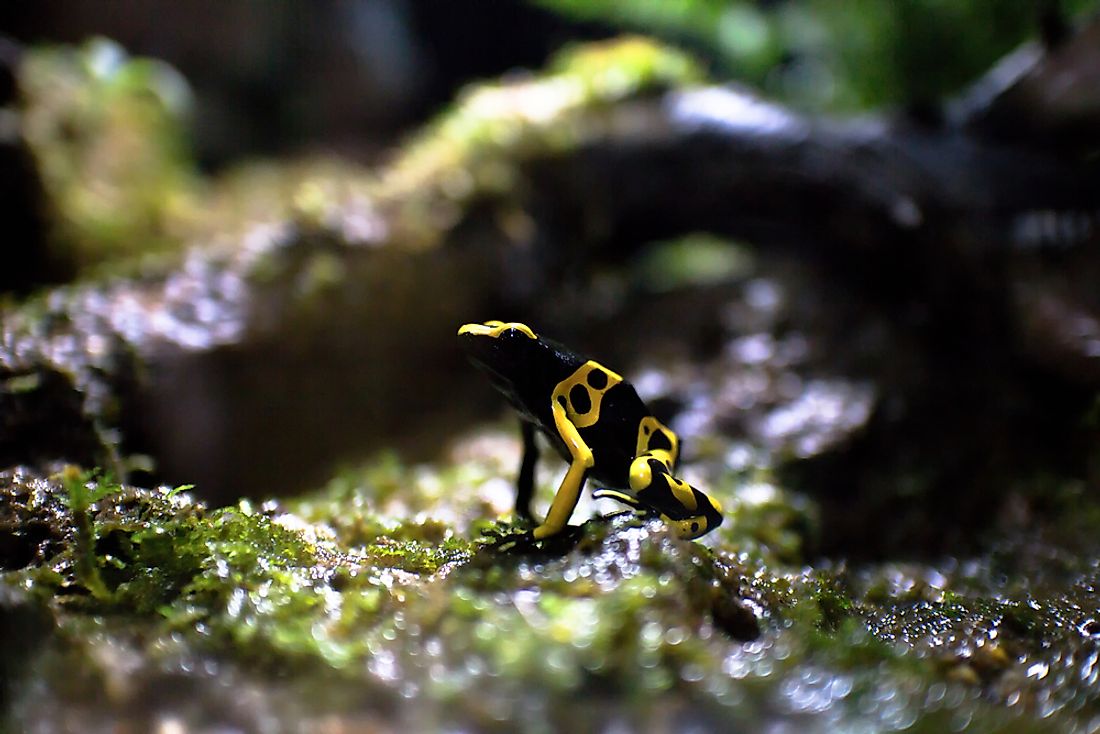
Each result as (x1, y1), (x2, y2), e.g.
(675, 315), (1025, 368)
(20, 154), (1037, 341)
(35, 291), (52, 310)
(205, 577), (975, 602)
(532, 396), (594, 539)
(516, 420), (538, 521)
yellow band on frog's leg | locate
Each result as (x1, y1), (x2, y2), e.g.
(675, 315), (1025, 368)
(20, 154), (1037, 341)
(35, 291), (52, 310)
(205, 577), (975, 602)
(629, 454), (653, 491)
(533, 396), (595, 539)
(630, 456), (697, 511)
(636, 417), (679, 468)
(629, 451), (677, 491)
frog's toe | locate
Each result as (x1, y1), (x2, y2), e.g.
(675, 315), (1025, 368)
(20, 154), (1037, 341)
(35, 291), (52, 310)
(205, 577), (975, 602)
(592, 488), (645, 512)
(486, 524), (582, 555)
(531, 522), (560, 540)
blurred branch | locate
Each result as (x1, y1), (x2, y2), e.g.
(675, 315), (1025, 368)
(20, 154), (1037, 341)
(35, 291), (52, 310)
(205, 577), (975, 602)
(952, 12), (1100, 152)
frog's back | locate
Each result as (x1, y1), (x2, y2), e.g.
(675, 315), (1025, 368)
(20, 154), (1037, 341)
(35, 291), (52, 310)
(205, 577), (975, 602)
(574, 382), (652, 487)
(536, 340), (654, 488)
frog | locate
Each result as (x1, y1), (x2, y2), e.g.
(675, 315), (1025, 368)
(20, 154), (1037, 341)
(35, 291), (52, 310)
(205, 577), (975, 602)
(458, 320), (723, 540)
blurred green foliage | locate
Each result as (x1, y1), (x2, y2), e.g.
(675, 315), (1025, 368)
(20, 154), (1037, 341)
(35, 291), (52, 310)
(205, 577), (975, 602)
(632, 233), (753, 293)
(532, 0), (1100, 110)
(380, 36), (703, 247)
(20, 38), (197, 271)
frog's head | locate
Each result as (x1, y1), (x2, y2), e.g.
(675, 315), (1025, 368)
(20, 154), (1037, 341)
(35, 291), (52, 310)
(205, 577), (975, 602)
(457, 320), (540, 383)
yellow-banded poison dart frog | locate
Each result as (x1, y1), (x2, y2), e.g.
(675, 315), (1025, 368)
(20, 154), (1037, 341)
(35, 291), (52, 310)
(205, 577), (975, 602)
(458, 320), (723, 540)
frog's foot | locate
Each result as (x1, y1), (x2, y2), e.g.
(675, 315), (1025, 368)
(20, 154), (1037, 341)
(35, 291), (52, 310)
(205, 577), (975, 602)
(489, 532), (537, 553)
(479, 518), (582, 553)
(592, 488), (653, 517)
(494, 524), (583, 554)
(531, 522), (559, 540)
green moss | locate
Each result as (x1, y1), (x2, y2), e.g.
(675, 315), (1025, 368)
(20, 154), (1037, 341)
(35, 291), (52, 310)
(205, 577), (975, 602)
(712, 476), (818, 564)
(289, 449), (523, 547)
(547, 35), (704, 96)
(58, 466), (118, 602)
(4, 465), (489, 677)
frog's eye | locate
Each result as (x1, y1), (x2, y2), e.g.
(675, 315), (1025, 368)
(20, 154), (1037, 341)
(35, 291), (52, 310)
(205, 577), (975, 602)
(499, 324), (537, 339)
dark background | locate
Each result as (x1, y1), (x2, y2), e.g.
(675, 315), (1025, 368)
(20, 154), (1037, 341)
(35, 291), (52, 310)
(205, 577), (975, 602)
(1, 0), (611, 168)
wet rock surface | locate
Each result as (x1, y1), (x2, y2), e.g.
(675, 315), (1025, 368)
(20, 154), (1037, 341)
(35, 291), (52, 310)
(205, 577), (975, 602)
(3, 459), (1100, 732)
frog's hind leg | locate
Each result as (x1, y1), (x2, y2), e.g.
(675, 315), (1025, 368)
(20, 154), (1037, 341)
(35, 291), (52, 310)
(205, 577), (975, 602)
(628, 453), (723, 539)
(516, 420), (538, 520)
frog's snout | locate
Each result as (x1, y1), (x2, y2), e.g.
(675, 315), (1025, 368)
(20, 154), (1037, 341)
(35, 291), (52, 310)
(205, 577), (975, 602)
(457, 323), (492, 359)
(458, 321), (537, 340)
